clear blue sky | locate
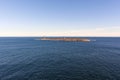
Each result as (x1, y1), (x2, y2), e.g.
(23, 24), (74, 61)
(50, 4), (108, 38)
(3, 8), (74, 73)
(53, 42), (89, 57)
(0, 0), (120, 36)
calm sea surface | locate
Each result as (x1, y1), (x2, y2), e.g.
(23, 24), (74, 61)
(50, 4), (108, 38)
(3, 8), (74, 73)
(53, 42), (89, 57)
(0, 37), (120, 80)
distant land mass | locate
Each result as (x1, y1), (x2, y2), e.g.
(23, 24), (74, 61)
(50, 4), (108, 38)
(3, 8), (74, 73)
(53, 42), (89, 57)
(40, 37), (91, 42)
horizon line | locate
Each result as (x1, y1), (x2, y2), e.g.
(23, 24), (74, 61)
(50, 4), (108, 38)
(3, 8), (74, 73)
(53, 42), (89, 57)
(0, 36), (120, 37)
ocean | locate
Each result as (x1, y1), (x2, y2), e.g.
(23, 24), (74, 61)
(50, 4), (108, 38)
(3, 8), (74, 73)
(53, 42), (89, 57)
(0, 37), (120, 80)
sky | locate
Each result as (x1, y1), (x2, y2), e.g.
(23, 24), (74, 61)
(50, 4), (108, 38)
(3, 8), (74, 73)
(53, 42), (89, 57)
(0, 0), (120, 37)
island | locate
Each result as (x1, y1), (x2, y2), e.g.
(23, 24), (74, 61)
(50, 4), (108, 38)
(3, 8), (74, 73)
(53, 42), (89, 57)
(40, 37), (91, 42)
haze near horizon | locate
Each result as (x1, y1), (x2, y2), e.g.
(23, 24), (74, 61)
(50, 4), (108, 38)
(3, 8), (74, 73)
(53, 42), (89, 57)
(0, 0), (120, 37)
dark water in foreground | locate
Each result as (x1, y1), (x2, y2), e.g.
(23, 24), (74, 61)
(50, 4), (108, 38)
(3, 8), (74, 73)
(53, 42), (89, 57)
(0, 37), (120, 80)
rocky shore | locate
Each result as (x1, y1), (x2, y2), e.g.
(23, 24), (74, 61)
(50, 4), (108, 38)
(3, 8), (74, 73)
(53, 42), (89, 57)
(40, 37), (90, 42)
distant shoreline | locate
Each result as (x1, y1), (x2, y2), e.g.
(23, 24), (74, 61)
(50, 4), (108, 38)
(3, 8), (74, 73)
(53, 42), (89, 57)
(40, 37), (91, 42)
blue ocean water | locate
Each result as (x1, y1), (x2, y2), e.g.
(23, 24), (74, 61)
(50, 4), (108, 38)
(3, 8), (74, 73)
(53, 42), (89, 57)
(0, 37), (120, 80)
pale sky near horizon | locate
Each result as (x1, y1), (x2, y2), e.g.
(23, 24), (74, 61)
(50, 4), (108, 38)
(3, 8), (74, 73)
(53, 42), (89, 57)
(0, 0), (120, 37)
